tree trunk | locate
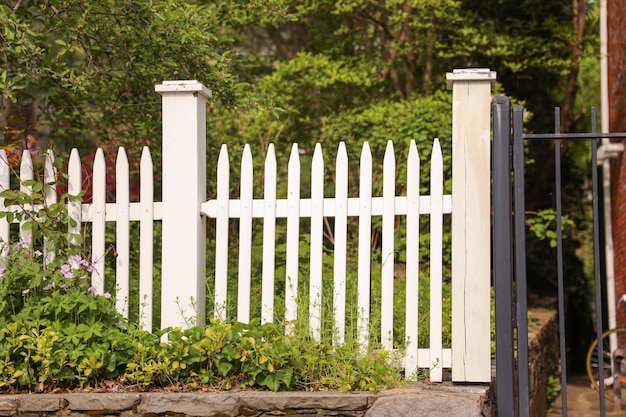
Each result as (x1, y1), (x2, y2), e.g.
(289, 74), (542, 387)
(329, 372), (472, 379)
(560, 0), (587, 133)
(421, 14), (435, 96)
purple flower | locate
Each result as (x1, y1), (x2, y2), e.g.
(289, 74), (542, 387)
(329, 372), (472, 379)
(16, 239), (30, 249)
(60, 264), (74, 278)
(2, 245), (8, 256)
(72, 255), (94, 272)
(22, 289), (29, 295)
(87, 286), (97, 293)
(103, 292), (111, 299)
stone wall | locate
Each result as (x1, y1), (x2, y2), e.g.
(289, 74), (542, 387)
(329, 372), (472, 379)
(527, 306), (560, 417)
(0, 383), (491, 417)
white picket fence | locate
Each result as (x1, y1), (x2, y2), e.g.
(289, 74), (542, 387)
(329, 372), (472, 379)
(0, 138), (450, 381)
(0, 70), (495, 384)
(0, 147), (161, 331)
(201, 139), (451, 380)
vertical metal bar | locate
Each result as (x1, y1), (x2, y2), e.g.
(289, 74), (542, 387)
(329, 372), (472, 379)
(513, 106), (530, 417)
(492, 96), (516, 417)
(592, 107), (608, 416)
(554, 108), (569, 416)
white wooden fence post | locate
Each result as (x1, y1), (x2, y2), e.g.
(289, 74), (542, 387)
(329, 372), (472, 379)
(155, 80), (211, 329)
(446, 68), (496, 382)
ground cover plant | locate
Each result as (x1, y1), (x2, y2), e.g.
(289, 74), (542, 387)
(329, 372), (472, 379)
(0, 155), (406, 393)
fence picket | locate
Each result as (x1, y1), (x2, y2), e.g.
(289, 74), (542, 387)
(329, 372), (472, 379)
(262, 144), (277, 324)
(116, 148), (130, 316)
(357, 142), (373, 348)
(92, 149), (107, 294)
(381, 141), (396, 351)
(19, 151), (33, 244)
(285, 144), (301, 328)
(43, 151), (57, 265)
(334, 142), (348, 344)
(405, 140), (420, 377)
(67, 149), (82, 249)
(214, 144), (230, 320)
(139, 146), (154, 331)
(309, 143), (324, 341)
(429, 139), (444, 382)
(238, 145), (253, 323)
(0, 151), (9, 243)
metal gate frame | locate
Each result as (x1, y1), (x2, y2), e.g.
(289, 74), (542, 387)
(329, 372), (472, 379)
(492, 96), (626, 417)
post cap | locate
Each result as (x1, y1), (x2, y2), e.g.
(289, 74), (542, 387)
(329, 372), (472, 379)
(446, 68), (496, 90)
(155, 80), (212, 98)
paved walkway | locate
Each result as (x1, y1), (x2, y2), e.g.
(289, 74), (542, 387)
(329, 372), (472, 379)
(548, 374), (626, 416)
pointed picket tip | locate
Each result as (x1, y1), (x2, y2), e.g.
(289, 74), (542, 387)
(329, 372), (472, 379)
(266, 143), (276, 159)
(431, 138), (443, 164)
(407, 140), (420, 185)
(408, 139), (419, 160)
(242, 143), (252, 157)
(94, 148), (106, 166)
(117, 146), (128, 163)
(140, 147), (154, 200)
(44, 149), (56, 171)
(433, 137), (442, 152)
(140, 147), (153, 171)
(264, 145), (277, 187)
(240, 145), (253, 193)
(312, 143), (323, 167)
(0, 150), (8, 191)
(289, 143), (300, 162)
(241, 145), (253, 177)
(20, 150), (33, 172)
(44, 149), (57, 194)
(93, 149), (106, 194)
(337, 142), (348, 172)
(216, 145), (230, 195)
(337, 141), (347, 156)
(65, 149), (82, 200)
(384, 140), (395, 154)
(360, 141), (372, 164)
(218, 144), (229, 161)
(383, 140), (396, 181)
(93, 149), (107, 197)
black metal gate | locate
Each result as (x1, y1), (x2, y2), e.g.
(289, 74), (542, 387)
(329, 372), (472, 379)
(492, 96), (626, 417)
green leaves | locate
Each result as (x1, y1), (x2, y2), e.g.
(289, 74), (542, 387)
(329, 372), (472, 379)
(1, 0), (249, 153)
(526, 209), (575, 249)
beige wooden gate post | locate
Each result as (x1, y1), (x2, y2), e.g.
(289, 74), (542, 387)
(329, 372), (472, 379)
(447, 68), (496, 382)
